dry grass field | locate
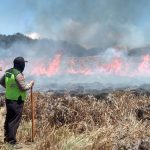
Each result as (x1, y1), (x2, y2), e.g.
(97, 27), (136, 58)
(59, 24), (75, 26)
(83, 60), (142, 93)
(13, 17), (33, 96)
(0, 89), (150, 150)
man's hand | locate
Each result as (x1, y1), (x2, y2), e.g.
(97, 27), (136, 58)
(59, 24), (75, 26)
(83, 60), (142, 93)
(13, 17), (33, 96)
(30, 80), (34, 87)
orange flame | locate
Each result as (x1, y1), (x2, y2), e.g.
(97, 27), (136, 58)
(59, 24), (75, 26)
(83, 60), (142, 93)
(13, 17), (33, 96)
(2, 53), (150, 78)
(138, 54), (150, 75)
(101, 57), (123, 75)
(32, 54), (62, 76)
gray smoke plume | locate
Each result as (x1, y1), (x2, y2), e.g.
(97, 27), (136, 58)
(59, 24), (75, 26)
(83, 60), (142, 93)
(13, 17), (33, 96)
(23, 0), (150, 49)
(0, 33), (150, 91)
(1, 0), (150, 91)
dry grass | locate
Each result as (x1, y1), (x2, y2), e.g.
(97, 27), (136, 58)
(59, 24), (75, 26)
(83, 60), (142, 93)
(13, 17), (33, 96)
(1, 90), (150, 149)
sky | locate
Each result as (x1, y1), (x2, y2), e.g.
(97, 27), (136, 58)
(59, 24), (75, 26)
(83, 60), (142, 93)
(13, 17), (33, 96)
(1, 0), (150, 48)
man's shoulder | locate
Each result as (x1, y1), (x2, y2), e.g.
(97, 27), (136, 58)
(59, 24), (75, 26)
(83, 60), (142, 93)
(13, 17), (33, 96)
(5, 68), (21, 77)
(5, 68), (12, 73)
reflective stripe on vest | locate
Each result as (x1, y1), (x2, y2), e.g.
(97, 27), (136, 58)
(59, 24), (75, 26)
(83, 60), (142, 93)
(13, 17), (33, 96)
(5, 70), (26, 101)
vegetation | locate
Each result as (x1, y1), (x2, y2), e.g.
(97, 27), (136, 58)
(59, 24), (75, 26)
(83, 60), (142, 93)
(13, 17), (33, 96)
(0, 33), (33, 49)
(17, 90), (149, 149)
(0, 90), (149, 149)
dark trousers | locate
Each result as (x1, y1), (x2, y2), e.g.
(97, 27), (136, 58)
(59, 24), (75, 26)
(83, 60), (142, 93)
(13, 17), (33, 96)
(4, 99), (24, 144)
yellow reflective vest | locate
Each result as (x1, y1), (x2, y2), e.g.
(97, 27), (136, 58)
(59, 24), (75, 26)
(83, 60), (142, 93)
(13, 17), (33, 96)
(5, 68), (26, 101)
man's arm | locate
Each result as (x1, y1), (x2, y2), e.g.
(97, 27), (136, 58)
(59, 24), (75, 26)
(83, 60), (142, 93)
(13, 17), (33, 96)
(0, 75), (5, 88)
(16, 73), (33, 91)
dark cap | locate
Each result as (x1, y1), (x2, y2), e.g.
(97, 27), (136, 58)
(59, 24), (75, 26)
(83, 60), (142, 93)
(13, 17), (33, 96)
(13, 57), (28, 64)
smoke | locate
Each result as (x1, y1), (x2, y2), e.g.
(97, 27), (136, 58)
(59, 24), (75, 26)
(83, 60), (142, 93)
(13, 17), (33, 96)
(1, 0), (150, 90)
(23, 0), (150, 49)
(26, 32), (40, 39)
(1, 36), (150, 89)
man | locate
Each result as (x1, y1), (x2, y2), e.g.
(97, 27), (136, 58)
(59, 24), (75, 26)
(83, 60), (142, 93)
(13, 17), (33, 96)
(0, 57), (34, 148)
